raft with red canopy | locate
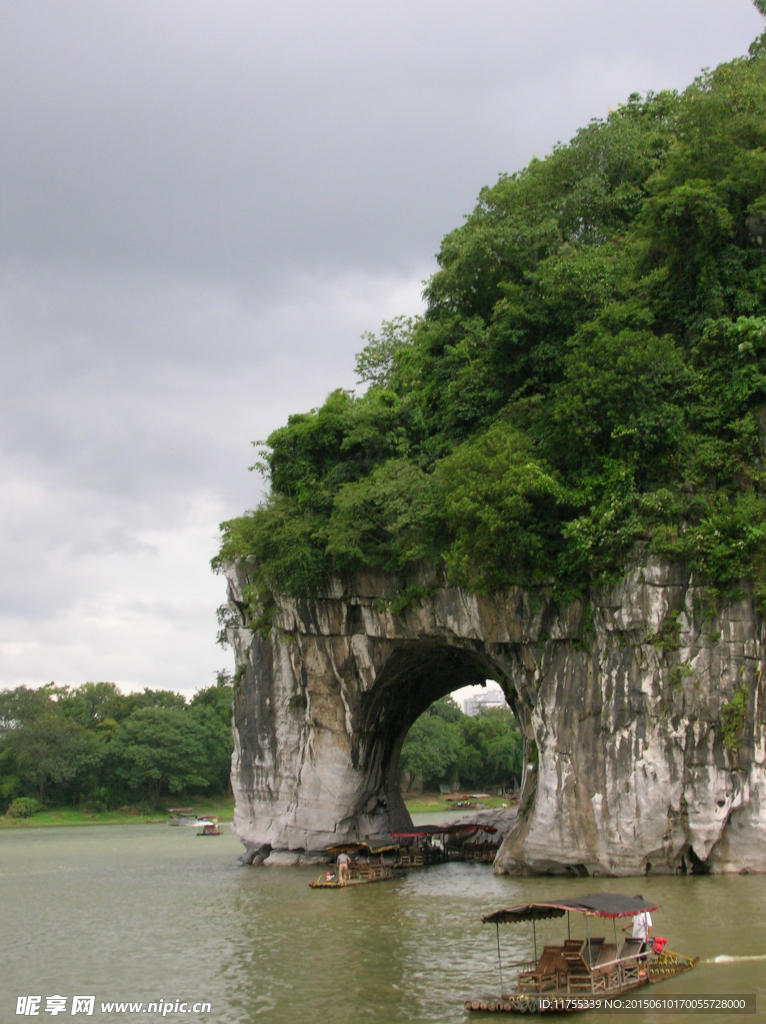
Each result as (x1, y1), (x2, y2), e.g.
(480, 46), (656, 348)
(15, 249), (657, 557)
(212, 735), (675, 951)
(391, 822), (499, 865)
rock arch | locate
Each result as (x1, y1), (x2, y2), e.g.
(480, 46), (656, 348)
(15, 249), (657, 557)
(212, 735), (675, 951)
(350, 639), (521, 836)
(224, 558), (766, 875)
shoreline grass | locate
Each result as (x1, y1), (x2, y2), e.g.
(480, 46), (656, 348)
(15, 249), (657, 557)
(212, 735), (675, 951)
(403, 792), (512, 814)
(0, 795), (235, 829)
(2, 792), (511, 827)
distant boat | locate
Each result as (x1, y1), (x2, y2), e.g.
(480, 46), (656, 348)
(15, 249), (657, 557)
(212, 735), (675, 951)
(465, 894), (698, 1014)
(166, 807), (197, 826)
(196, 816), (223, 836)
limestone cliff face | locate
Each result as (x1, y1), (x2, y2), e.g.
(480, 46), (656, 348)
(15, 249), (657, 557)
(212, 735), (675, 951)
(225, 557), (766, 875)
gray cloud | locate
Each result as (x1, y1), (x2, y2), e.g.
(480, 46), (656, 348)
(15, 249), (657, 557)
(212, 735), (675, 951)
(2, 1), (761, 280)
(0, 0), (761, 692)
(0, 265), (424, 687)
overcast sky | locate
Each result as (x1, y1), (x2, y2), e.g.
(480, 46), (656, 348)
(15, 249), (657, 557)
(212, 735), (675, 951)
(0, 0), (762, 697)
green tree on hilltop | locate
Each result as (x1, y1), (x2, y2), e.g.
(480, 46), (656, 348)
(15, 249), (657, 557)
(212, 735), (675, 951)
(215, 9), (766, 617)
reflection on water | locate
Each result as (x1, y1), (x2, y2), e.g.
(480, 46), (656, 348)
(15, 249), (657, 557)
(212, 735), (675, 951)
(1, 824), (765, 1024)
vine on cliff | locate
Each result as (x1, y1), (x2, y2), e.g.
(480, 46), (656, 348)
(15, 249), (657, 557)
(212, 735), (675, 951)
(721, 684), (749, 751)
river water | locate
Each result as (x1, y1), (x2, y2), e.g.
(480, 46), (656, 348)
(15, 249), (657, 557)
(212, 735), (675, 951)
(1, 823), (764, 1024)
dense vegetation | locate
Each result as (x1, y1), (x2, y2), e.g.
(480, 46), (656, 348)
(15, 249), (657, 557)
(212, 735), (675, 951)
(216, 10), (766, 619)
(399, 696), (523, 792)
(0, 678), (234, 815)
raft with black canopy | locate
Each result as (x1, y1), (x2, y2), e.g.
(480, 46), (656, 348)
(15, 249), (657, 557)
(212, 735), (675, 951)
(482, 893), (658, 924)
(465, 893), (698, 1014)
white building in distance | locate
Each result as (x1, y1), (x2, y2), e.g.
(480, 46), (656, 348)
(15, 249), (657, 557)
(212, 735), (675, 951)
(463, 689), (507, 716)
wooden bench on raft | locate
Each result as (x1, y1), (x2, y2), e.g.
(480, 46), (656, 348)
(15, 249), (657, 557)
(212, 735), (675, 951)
(563, 937), (646, 994)
(617, 938), (646, 984)
(591, 943), (619, 991)
(563, 937), (605, 993)
(354, 862), (389, 881)
(517, 946), (568, 993)
(591, 938), (648, 991)
(396, 848), (424, 867)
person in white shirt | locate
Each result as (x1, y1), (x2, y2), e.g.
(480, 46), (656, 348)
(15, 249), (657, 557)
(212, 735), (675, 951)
(631, 910), (653, 943)
(622, 896), (652, 958)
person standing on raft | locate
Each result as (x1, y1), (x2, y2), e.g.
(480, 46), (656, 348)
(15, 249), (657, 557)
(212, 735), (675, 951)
(337, 852), (350, 884)
(622, 894), (652, 957)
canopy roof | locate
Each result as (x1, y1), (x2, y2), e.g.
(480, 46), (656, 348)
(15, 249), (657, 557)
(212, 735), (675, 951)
(389, 823), (497, 839)
(482, 894), (659, 924)
(325, 842), (399, 856)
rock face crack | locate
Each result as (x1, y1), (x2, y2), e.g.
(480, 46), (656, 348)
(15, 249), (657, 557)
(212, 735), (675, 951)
(226, 558), (766, 875)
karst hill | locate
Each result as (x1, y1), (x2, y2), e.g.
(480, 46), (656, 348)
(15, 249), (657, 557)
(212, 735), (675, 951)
(217, 13), (766, 874)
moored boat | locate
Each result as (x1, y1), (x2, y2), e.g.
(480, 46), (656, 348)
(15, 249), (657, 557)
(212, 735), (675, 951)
(465, 894), (698, 1014)
(310, 842), (407, 888)
(166, 807), (197, 826)
(390, 823), (499, 865)
(196, 816), (223, 835)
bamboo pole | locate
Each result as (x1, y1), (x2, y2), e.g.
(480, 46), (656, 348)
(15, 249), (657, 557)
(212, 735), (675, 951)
(614, 918), (623, 992)
(496, 922), (505, 996)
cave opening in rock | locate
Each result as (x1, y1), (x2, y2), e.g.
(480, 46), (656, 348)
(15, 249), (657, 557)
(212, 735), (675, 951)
(355, 641), (532, 833)
(397, 683), (523, 801)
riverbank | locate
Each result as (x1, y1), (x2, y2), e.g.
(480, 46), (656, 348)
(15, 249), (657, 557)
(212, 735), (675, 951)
(3, 792), (508, 828)
(0, 795), (235, 828)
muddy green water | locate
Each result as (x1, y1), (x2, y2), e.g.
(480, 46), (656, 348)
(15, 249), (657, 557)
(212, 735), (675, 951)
(1, 824), (764, 1024)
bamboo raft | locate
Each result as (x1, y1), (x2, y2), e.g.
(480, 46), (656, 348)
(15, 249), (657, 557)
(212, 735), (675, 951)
(311, 823), (501, 889)
(466, 894), (698, 1014)
(310, 841), (408, 888)
(310, 863), (407, 888)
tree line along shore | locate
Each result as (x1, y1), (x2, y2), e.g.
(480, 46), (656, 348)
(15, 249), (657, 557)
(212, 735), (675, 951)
(0, 677), (235, 823)
(0, 683), (521, 826)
